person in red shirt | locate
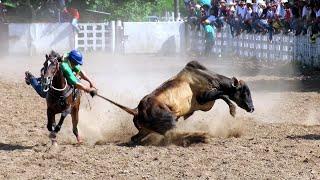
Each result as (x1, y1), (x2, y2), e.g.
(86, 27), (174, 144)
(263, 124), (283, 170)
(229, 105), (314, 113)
(0, 0), (7, 23)
(63, 7), (80, 32)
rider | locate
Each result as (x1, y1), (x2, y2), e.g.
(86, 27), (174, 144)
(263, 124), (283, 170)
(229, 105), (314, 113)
(25, 50), (97, 97)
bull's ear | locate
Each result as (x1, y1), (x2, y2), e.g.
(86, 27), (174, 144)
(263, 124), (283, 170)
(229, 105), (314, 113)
(45, 54), (48, 60)
(231, 77), (240, 88)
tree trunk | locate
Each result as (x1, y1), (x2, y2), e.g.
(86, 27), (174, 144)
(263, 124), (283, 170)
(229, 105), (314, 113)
(26, 0), (36, 20)
(174, 0), (179, 21)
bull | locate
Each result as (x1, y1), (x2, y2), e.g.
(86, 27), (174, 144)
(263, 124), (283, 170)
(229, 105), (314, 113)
(97, 61), (254, 144)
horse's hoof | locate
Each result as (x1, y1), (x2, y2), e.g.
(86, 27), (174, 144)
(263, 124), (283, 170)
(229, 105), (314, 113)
(49, 132), (57, 139)
(52, 140), (58, 147)
(76, 136), (83, 144)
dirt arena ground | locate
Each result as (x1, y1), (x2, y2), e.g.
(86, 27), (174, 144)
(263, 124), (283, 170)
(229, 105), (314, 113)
(0, 53), (320, 179)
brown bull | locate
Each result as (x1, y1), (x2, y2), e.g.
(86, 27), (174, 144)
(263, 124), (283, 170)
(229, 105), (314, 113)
(98, 61), (254, 144)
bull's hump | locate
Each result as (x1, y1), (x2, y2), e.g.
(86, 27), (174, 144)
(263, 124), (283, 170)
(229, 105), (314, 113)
(185, 61), (208, 70)
(152, 78), (181, 96)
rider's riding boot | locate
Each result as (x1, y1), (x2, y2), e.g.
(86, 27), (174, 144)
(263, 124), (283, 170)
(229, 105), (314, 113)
(25, 71), (34, 85)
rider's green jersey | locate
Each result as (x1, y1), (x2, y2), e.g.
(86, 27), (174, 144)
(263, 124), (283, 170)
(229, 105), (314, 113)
(60, 53), (81, 86)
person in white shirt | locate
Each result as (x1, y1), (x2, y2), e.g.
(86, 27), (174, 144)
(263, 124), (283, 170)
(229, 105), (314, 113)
(235, 1), (246, 35)
(244, 2), (253, 33)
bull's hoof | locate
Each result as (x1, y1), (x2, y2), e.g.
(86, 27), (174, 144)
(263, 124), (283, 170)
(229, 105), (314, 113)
(230, 105), (236, 117)
(130, 135), (141, 145)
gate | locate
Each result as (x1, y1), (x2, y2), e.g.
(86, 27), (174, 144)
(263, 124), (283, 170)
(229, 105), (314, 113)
(75, 22), (116, 53)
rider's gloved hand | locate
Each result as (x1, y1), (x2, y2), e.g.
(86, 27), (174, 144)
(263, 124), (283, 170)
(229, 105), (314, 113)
(89, 88), (97, 97)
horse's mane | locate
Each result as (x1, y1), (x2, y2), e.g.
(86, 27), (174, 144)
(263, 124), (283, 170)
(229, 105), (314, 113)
(49, 50), (62, 62)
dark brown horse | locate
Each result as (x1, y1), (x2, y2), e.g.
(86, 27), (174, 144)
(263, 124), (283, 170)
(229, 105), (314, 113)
(42, 52), (82, 145)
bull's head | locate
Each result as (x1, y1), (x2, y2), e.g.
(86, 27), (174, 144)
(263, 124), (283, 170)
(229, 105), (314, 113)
(229, 77), (254, 113)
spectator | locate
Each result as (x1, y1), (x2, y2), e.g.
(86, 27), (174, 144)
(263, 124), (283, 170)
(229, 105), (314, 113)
(184, 0), (320, 46)
(310, 2), (320, 43)
(244, 2), (253, 33)
(0, 0), (7, 23)
(64, 7), (81, 33)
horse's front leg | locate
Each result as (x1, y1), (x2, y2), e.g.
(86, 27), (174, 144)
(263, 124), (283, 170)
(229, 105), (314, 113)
(54, 108), (71, 133)
(71, 107), (82, 144)
(47, 109), (57, 145)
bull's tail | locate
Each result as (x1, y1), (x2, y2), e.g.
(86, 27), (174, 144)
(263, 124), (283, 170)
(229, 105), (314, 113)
(163, 130), (209, 146)
(96, 94), (137, 116)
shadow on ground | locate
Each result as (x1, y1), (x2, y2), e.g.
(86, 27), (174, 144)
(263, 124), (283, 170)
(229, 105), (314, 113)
(287, 134), (320, 140)
(0, 142), (34, 151)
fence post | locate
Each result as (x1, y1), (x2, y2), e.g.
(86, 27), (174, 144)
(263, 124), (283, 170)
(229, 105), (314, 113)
(0, 23), (8, 57)
(111, 21), (116, 54)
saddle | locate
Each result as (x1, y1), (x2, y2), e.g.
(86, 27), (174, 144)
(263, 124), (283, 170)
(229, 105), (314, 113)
(58, 86), (80, 107)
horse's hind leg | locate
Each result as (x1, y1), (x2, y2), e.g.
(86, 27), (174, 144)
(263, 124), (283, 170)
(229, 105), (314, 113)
(71, 108), (82, 144)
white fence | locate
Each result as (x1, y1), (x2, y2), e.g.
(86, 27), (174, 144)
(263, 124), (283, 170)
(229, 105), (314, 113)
(3, 22), (320, 68)
(7, 23), (74, 55)
(75, 22), (116, 53)
(123, 22), (186, 54)
(189, 25), (320, 67)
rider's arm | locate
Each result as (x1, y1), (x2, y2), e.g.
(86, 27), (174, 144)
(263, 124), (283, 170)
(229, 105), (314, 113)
(75, 82), (91, 92)
(79, 70), (96, 88)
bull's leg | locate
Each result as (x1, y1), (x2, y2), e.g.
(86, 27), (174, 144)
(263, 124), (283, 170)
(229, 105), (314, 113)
(131, 129), (150, 144)
(219, 95), (236, 117)
(71, 108), (82, 144)
(198, 90), (236, 117)
(183, 112), (194, 120)
(198, 89), (224, 105)
(147, 105), (176, 135)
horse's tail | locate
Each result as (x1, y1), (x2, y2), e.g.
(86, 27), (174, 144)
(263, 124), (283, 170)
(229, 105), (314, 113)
(96, 94), (138, 116)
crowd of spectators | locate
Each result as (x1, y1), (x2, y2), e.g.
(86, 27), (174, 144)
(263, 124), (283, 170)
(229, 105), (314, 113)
(0, 0), (8, 23)
(184, 0), (320, 47)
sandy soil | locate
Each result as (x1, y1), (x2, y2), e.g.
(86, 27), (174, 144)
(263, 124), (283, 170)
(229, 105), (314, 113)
(0, 54), (320, 179)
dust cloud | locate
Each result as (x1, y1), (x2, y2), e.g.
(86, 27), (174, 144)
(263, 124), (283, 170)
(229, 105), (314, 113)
(2, 53), (319, 145)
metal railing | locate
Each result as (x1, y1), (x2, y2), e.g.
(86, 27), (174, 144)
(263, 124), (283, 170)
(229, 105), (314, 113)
(188, 25), (320, 67)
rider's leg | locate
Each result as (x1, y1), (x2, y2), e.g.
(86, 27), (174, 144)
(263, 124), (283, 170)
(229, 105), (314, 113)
(25, 72), (47, 98)
(30, 78), (47, 98)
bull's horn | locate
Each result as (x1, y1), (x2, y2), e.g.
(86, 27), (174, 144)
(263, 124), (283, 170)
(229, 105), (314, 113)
(96, 94), (138, 116)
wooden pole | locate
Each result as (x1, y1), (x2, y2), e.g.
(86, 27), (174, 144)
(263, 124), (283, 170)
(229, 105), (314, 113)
(174, 0), (179, 21)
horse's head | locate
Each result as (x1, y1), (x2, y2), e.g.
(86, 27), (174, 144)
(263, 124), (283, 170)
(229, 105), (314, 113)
(42, 51), (61, 92)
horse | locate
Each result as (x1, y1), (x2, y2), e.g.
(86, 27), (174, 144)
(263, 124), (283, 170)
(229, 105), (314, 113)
(42, 51), (82, 145)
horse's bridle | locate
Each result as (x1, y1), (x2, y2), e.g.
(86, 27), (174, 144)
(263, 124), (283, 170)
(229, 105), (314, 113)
(42, 57), (67, 92)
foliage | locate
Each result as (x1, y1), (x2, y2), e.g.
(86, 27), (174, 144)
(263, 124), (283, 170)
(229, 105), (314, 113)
(3, 0), (187, 22)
